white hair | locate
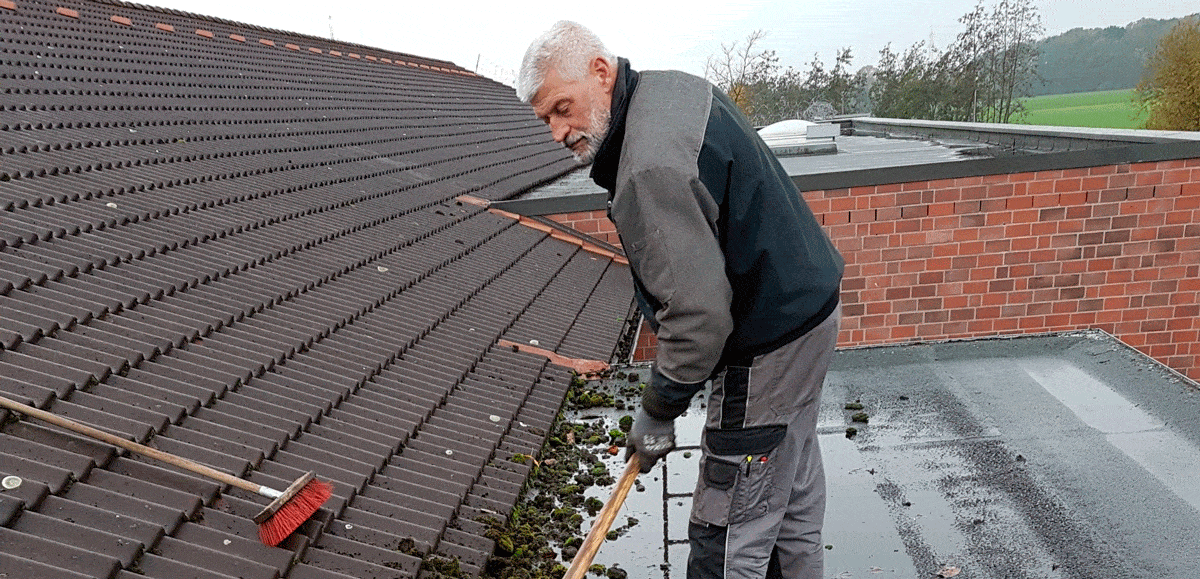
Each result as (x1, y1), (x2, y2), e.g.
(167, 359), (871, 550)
(517, 21), (615, 103)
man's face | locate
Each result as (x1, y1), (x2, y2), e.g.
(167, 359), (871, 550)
(530, 58), (615, 164)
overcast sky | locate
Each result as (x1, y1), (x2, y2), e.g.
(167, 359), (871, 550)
(146, 0), (1197, 85)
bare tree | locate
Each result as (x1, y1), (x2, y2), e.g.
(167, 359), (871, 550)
(704, 30), (778, 115)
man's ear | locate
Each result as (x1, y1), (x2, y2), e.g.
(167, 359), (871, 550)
(591, 56), (616, 95)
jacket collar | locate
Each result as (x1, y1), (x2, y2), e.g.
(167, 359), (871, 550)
(588, 57), (638, 193)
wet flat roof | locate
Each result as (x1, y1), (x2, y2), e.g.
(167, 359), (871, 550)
(571, 331), (1200, 579)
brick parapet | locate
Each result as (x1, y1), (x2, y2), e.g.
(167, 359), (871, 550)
(566, 159), (1199, 380)
(817, 157), (1199, 380)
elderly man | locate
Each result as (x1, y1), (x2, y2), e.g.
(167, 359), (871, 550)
(518, 21), (844, 579)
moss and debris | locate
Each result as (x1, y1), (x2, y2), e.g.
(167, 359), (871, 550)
(422, 554), (469, 578)
(481, 369), (648, 579)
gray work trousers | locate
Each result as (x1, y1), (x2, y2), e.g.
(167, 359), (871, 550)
(687, 306), (839, 579)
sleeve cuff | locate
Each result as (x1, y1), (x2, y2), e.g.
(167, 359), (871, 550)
(641, 366), (704, 420)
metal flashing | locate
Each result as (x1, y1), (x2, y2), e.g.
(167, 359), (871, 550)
(791, 139), (1200, 192)
(492, 192), (609, 216)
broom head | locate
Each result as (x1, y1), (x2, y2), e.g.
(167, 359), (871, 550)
(255, 472), (333, 546)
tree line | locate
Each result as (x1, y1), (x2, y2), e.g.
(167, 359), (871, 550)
(708, 1), (1199, 130)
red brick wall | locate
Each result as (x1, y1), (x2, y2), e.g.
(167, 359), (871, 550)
(545, 211), (622, 248)
(812, 158), (1200, 381)
(561, 159), (1200, 381)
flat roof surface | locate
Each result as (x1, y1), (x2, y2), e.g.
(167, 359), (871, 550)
(778, 134), (971, 177)
(571, 331), (1200, 579)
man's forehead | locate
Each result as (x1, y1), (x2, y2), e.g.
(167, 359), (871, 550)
(531, 69), (567, 107)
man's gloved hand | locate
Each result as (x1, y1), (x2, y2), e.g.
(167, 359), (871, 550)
(625, 407), (676, 473)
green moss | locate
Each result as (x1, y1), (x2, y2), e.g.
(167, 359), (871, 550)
(584, 496), (604, 515)
(844, 402), (864, 410)
(421, 555), (467, 578)
(845, 427), (858, 439)
(618, 415), (633, 432)
(851, 412), (869, 423)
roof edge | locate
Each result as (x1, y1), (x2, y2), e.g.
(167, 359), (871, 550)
(88, 0), (464, 71)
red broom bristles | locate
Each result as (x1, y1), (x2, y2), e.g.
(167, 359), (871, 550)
(258, 477), (333, 546)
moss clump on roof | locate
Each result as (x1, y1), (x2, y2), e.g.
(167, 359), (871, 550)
(481, 372), (647, 579)
(422, 554), (469, 578)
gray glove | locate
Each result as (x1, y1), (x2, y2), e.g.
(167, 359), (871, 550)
(625, 407), (676, 473)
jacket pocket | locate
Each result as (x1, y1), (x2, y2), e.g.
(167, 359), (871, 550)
(691, 424), (787, 527)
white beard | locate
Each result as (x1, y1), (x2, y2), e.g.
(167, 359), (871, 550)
(566, 105), (611, 164)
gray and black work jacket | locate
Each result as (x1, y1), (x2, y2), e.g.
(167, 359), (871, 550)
(590, 59), (844, 420)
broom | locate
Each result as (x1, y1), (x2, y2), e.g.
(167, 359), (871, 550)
(0, 394), (331, 546)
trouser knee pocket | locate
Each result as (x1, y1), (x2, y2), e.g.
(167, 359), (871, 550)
(693, 424), (787, 526)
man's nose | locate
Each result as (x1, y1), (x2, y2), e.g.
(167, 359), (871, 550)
(549, 118), (569, 142)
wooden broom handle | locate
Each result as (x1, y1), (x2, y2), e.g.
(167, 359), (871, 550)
(0, 394), (271, 496)
(564, 454), (642, 579)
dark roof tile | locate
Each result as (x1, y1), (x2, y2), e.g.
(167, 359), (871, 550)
(106, 458), (222, 508)
(0, 299), (61, 343)
(155, 536), (283, 579)
(172, 522), (294, 576)
(68, 390), (173, 433)
(138, 358), (232, 400)
(0, 451), (75, 494)
(81, 267), (165, 306)
(186, 339), (276, 376)
(86, 382), (188, 425)
(310, 416), (403, 455)
(48, 398), (156, 442)
(0, 532), (119, 578)
(245, 375), (340, 415)
(22, 333), (129, 374)
(12, 510), (144, 568)
(276, 442), (378, 486)
(300, 547), (410, 579)
(436, 535), (491, 570)
(219, 390), (319, 427)
(284, 562), (359, 579)
(0, 372), (60, 408)
(133, 552), (245, 579)
(335, 504), (441, 550)
(38, 494), (166, 549)
(162, 422), (269, 465)
(319, 533), (424, 576)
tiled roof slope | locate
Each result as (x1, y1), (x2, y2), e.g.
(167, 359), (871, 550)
(0, 1), (633, 578)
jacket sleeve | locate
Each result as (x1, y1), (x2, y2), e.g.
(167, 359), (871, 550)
(613, 164), (733, 420)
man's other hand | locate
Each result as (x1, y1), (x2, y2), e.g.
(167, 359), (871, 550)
(625, 407), (675, 473)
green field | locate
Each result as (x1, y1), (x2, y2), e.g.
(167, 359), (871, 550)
(1017, 89), (1147, 129)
